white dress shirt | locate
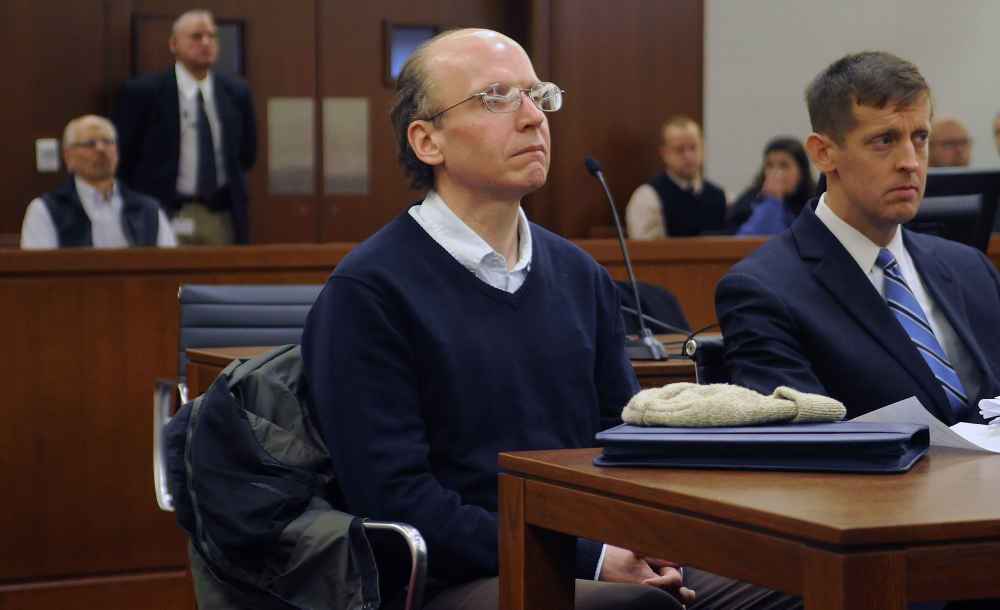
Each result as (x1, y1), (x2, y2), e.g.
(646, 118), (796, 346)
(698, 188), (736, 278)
(175, 63), (226, 197)
(20, 178), (176, 249)
(814, 195), (979, 401)
(408, 190), (532, 293)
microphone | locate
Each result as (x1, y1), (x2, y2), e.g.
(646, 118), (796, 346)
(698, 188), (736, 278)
(585, 157), (668, 361)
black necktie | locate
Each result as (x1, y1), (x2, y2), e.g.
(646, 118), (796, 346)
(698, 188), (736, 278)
(196, 89), (217, 202)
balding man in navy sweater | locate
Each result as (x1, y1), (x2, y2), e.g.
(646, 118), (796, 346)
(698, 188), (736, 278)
(302, 28), (798, 610)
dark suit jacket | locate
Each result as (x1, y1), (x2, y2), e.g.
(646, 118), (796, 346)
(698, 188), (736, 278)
(716, 200), (1000, 425)
(113, 67), (258, 243)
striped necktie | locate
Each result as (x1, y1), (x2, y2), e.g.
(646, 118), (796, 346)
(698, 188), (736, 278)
(876, 248), (968, 417)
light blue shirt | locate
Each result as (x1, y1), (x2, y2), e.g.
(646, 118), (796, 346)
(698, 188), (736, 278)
(408, 190), (532, 293)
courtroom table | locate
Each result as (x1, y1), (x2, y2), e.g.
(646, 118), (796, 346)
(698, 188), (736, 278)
(185, 340), (698, 399)
(498, 446), (1000, 610)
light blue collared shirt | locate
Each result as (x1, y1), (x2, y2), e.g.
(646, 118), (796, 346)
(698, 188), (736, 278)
(408, 190), (532, 293)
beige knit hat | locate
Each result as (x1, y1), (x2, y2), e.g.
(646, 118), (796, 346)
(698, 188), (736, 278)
(622, 383), (846, 427)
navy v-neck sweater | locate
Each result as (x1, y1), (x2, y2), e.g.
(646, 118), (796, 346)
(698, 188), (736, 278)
(302, 210), (639, 584)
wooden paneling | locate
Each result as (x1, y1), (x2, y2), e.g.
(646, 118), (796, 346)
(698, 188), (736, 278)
(543, 0), (705, 238)
(0, 245), (349, 606)
(0, 2), (108, 235)
(0, 0), (708, 242)
(0, 571), (194, 610)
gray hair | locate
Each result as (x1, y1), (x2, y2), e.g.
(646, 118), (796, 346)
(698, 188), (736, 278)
(62, 115), (117, 149)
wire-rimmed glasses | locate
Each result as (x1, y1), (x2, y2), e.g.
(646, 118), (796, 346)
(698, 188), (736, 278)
(423, 82), (564, 122)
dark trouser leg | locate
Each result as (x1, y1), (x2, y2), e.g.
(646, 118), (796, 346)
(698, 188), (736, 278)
(683, 568), (802, 610)
(394, 576), (684, 610)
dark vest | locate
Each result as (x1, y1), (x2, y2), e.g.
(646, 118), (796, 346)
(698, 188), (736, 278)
(648, 173), (727, 237)
(40, 179), (161, 247)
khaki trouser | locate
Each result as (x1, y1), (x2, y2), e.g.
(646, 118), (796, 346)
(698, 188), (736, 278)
(170, 201), (235, 246)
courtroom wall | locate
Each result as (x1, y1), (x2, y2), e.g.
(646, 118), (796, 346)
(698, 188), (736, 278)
(704, 0), (1000, 195)
(0, 0), (705, 242)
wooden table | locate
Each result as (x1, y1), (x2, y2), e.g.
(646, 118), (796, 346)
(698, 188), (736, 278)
(185, 342), (697, 399)
(498, 447), (1000, 609)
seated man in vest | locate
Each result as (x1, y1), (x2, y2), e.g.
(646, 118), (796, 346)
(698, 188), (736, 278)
(20, 115), (175, 249)
(625, 116), (727, 238)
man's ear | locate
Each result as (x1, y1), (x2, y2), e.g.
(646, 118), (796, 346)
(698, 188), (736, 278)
(805, 132), (837, 174)
(168, 36), (178, 55)
(408, 120), (444, 167)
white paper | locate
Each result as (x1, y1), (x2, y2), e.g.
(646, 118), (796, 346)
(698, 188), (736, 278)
(979, 396), (1000, 427)
(950, 423), (1000, 451)
(851, 396), (998, 453)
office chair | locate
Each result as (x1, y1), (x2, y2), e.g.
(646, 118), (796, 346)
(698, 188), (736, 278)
(683, 335), (730, 385)
(614, 280), (691, 336)
(169, 284), (324, 401)
(155, 284), (325, 513)
(155, 344), (427, 610)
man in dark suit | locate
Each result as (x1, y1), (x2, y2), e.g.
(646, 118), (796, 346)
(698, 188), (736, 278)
(113, 9), (257, 245)
(716, 51), (1000, 430)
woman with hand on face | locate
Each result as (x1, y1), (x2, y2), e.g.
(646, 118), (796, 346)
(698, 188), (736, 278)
(725, 137), (816, 236)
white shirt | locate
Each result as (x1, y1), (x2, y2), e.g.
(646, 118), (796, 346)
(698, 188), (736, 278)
(20, 178), (177, 249)
(814, 195), (979, 400)
(624, 171), (705, 239)
(175, 63), (226, 196)
(408, 190), (532, 293)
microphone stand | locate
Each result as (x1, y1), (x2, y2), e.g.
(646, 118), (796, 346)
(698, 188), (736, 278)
(586, 157), (667, 360)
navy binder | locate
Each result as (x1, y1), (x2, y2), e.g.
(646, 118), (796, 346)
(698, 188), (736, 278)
(594, 421), (930, 473)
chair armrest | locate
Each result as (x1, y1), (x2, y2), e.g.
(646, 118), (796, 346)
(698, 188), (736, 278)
(153, 378), (186, 512)
(362, 520), (427, 610)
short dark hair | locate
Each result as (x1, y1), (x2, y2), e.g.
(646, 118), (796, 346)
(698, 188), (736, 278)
(805, 51), (932, 146)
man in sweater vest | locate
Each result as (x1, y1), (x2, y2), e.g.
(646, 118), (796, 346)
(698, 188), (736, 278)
(20, 115), (175, 249)
(625, 116), (728, 238)
(302, 28), (798, 610)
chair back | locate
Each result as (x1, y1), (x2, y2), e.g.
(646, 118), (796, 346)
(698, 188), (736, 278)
(176, 284), (323, 381)
(684, 335), (730, 384)
(615, 280), (691, 335)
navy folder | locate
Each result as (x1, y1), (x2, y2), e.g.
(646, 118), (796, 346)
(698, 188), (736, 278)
(594, 421), (930, 473)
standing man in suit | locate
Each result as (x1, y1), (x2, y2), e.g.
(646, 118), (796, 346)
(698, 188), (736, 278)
(113, 9), (258, 245)
(625, 116), (727, 238)
(716, 51), (1000, 431)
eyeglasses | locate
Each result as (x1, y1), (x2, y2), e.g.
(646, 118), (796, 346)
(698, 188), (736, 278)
(423, 82), (564, 122)
(69, 138), (116, 149)
(930, 138), (972, 149)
